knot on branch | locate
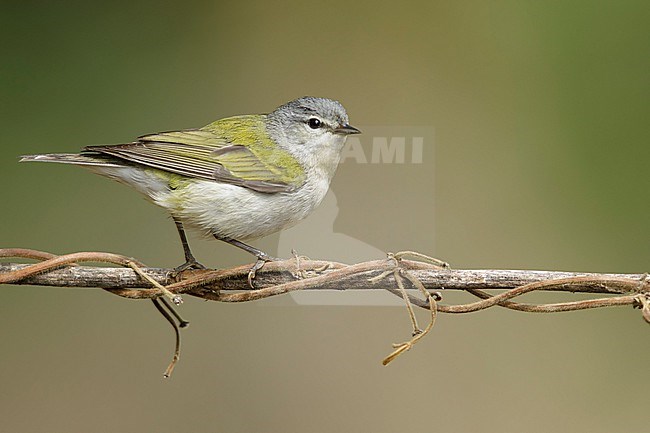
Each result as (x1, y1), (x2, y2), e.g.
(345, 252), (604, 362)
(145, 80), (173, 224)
(629, 273), (650, 324)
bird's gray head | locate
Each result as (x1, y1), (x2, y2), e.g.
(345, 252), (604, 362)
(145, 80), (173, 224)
(266, 97), (360, 153)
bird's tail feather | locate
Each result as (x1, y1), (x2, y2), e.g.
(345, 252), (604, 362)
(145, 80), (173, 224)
(19, 153), (122, 167)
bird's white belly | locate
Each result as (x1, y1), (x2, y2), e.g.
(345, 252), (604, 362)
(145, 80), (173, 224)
(89, 162), (336, 241)
(156, 176), (331, 240)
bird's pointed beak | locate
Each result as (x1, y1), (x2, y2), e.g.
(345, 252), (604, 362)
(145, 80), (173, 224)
(334, 124), (361, 135)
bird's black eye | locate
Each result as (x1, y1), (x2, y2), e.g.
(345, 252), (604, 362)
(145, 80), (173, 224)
(308, 118), (321, 129)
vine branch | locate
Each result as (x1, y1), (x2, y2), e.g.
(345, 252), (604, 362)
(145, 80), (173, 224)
(2, 248), (648, 376)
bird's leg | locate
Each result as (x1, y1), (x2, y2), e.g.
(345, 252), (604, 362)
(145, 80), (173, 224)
(214, 235), (277, 286)
(172, 217), (207, 274)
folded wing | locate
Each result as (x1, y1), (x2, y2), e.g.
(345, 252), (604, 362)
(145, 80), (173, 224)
(84, 123), (305, 193)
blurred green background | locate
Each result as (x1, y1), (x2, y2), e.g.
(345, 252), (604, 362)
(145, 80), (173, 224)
(1, 1), (648, 432)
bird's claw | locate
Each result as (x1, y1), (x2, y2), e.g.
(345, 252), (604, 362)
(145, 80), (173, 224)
(170, 259), (207, 279)
(247, 254), (276, 288)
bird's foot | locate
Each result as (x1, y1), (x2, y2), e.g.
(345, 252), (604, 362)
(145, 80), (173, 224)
(170, 258), (207, 279)
(247, 252), (277, 288)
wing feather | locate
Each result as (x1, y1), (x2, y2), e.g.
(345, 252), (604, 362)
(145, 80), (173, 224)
(83, 118), (305, 193)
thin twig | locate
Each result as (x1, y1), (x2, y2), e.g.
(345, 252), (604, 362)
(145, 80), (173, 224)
(151, 299), (181, 378)
(128, 261), (183, 305)
(375, 252), (442, 365)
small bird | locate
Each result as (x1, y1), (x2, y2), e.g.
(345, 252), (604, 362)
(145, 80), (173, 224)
(21, 97), (360, 280)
